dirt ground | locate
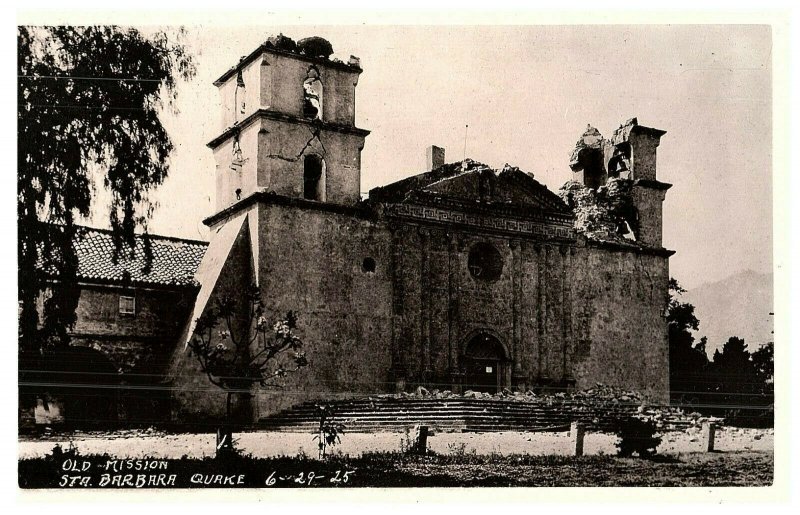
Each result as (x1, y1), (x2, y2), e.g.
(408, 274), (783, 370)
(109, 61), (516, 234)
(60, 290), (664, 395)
(18, 426), (773, 460)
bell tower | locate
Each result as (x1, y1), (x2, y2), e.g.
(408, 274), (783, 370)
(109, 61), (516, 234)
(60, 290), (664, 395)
(207, 35), (370, 212)
(607, 118), (671, 248)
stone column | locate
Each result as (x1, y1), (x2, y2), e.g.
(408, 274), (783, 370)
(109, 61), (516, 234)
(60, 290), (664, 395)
(448, 234), (466, 393)
(419, 226), (432, 382)
(529, 243), (541, 385)
(510, 239), (526, 389)
(447, 232), (459, 370)
(538, 245), (550, 381)
(564, 247), (576, 383)
(388, 222), (407, 392)
(560, 245), (569, 381)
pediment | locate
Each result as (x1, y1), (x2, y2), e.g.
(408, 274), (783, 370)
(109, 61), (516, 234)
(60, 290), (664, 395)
(423, 168), (563, 211)
(369, 160), (571, 216)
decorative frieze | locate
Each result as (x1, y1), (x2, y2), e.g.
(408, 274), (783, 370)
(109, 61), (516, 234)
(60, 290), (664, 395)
(387, 203), (576, 241)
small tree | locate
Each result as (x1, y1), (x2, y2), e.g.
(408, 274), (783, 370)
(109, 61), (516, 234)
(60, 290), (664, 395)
(188, 284), (308, 454)
(312, 405), (345, 459)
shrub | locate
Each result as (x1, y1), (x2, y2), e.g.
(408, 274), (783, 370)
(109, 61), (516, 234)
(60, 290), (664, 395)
(614, 416), (662, 458)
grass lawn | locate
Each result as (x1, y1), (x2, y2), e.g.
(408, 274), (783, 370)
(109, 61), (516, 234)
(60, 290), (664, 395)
(19, 445), (772, 488)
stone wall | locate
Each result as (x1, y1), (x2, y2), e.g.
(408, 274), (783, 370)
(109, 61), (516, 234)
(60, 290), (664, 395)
(570, 244), (670, 403)
(70, 285), (193, 373)
(253, 202), (394, 417)
(169, 200), (669, 423)
(390, 225), (578, 391)
(386, 219), (669, 402)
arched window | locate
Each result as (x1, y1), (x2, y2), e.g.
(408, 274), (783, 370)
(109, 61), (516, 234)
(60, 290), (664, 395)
(303, 155), (326, 201)
(234, 68), (246, 121)
(303, 67), (323, 120)
(608, 142), (632, 180)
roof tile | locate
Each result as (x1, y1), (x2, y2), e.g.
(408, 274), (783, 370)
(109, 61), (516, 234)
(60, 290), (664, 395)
(37, 226), (208, 288)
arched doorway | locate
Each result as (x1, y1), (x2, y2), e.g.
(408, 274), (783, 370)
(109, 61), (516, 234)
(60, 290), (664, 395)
(41, 346), (121, 428)
(463, 333), (510, 393)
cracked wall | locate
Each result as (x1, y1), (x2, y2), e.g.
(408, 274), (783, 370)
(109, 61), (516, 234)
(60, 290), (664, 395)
(211, 45), (365, 212)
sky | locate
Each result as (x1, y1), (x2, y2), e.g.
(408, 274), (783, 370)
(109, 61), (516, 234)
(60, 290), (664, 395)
(87, 24), (773, 290)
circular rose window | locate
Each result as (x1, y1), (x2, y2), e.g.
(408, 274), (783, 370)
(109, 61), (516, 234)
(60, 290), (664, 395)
(467, 242), (504, 282)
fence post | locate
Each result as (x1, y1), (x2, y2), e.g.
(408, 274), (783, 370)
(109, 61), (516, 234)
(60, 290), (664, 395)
(414, 424), (429, 455)
(703, 421), (716, 452)
(571, 421), (585, 457)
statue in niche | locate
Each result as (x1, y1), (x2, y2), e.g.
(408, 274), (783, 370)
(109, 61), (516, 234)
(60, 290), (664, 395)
(303, 67), (323, 120)
(231, 135), (245, 171)
(235, 68), (246, 118)
(478, 168), (496, 202)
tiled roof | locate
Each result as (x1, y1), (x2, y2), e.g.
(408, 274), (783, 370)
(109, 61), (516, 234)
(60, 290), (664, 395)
(39, 226), (208, 288)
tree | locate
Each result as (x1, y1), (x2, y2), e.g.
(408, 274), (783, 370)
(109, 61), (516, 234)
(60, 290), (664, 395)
(188, 284), (308, 454)
(694, 336), (708, 355)
(18, 26), (195, 357)
(709, 336), (758, 397)
(708, 336), (768, 425)
(666, 278), (708, 404)
(751, 341), (774, 385)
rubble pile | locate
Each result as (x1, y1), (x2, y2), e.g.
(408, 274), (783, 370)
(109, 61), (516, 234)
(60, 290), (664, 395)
(373, 383), (719, 431)
(263, 34), (346, 64)
(559, 178), (637, 243)
(383, 382), (644, 404)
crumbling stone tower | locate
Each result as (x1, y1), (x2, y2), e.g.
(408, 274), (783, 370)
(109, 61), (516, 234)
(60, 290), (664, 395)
(208, 35), (369, 210)
(569, 125), (607, 190)
(570, 118), (671, 247)
(608, 118), (671, 247)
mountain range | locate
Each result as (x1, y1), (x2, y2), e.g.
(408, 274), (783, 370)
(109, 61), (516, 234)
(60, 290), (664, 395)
(681, 270), (774, 357)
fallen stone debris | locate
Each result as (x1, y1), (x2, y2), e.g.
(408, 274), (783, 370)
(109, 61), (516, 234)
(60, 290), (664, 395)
(559, 178), (638, 243)
(375, 383), (723, 431)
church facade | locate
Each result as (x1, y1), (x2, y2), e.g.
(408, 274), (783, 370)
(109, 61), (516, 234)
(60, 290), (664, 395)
(164, 35), (675, 424)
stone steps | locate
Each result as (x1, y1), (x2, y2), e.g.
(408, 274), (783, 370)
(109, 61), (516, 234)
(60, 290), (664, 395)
(258, 396), (659, 433)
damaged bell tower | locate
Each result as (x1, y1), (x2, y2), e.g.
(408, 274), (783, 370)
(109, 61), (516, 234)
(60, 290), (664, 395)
(207, 35), (370, 211)
(608, 118), (671, 248)
(569, 118), (671, 247)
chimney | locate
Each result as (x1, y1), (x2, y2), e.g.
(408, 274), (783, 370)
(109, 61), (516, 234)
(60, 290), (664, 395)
(426, 145), (445, 171)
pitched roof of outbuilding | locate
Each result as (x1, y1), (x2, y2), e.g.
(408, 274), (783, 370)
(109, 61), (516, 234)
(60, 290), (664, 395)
(38, 226), (208, 288)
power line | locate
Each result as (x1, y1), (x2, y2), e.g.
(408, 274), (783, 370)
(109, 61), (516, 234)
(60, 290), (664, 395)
(19, 74), (165, 83)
